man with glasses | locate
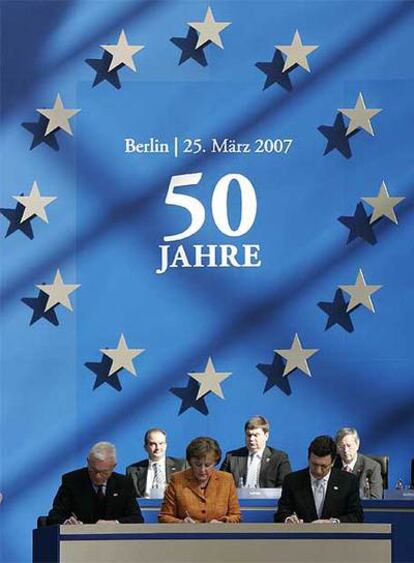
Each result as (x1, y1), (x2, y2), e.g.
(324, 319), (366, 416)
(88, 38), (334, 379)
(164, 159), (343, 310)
(274, 435), (363, 523)
(334, 427), (383, 499)
(47, 442), (143, 524)
(126, 428), (187, 497)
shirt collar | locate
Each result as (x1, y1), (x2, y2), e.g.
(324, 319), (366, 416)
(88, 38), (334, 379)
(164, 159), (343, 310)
(150, 457), (166, 466)
(310, 470), (331, 486)
(249, 448), (265, 459)
(342, 457), (357, 471)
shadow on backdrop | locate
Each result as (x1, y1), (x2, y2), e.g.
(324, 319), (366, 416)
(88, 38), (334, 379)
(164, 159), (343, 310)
(2, 1), (413, 310)
(257, 353), (292, 395)
(170, 27), (209, 67)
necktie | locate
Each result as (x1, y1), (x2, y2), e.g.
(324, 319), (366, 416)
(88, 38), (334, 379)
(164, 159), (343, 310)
(314, 480), (324, 518)
(96, 485), (106, 519)
(153, 463), (163, 488)
(344, 465), (353, 473)
(246, 454), (260, 488)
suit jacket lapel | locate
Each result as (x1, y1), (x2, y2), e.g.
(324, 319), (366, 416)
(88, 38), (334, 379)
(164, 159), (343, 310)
(303, 472), (318, 521)
(206, 471), (221, 501)
(184, 472), (205, 501)
(166, 457), (178, 480)
(321, 471), (338, 519)
(258, 447), (272, 485)
(80, 469), (100, 522)
(238, 449), (248, 484)
(353, 455), (363, 477)
(135, 462), (149, 496)
(104, 475), (120, 518)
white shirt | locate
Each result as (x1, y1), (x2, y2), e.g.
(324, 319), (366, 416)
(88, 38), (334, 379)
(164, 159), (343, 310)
(245, 449), (264, 488)
(310, 471), (331, 518)
(92, 482), (107, 495)
(342, 457), (357, 472)
(145, 458), (166, 497)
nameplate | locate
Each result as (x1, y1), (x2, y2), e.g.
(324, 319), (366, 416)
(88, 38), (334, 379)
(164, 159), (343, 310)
(384, 489), (414, 500)
(237, 488), (281, 499)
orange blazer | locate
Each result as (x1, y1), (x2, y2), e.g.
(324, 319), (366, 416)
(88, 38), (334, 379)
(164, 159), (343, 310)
(158, 468), (241, 523)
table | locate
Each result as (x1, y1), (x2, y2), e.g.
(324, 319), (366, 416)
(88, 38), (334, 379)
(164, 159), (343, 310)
(33, 523), (391, 563)
(138, 497), (414, 562)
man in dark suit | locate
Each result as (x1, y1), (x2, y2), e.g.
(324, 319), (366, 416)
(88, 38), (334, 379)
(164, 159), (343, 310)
(274, 435), (363, 523)
(335, 427), (383, 499)
(47, 442), (143, 525)
(126, 428), (187, 498)
(220, 415), (291, 488)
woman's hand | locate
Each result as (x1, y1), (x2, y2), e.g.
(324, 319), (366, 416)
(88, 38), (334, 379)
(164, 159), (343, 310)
(182, 514), (196, 523)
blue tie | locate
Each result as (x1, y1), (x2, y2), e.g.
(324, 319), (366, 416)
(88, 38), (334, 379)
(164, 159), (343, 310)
(314, 480), (324, 518)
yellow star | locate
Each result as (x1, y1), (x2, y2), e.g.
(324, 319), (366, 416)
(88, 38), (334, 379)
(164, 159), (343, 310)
(338, 92), (382, 136)
(101, 30), (144, 72)
(189, 357), (231, 400)
(36, 269), (80, 312)
(13, 181), (56, 223)
(362, 181), (405, 224)
(339, 269), (382, 313)
(275, 30), (319, 72)
(275, 334), (319, 377)
(101, 334), (145, 376)
(188, 6), (231, 49)
(37, 94), (80, 136)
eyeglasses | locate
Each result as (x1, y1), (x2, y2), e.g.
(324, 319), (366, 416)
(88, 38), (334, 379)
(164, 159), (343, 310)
(88, 463), (115, 476)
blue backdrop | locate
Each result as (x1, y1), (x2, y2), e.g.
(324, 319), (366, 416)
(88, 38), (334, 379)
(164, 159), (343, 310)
(1, 1), (414, 562)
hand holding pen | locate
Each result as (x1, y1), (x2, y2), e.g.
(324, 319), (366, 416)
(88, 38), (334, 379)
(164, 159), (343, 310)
(182, 510), (197, 523)
(285, 512), (303, 524)
(63, 512), (83, 525)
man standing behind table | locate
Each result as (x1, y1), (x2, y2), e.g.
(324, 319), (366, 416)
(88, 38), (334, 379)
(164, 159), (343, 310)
(274, 435), (363, 523)
(47, 442), (143, 525)
(126, 427), (187, 497)
(334, 427), (383, 499)
(220, 415), (291, 488)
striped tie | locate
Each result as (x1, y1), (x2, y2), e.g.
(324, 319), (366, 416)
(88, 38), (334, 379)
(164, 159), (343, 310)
(153, 463), (163, 488)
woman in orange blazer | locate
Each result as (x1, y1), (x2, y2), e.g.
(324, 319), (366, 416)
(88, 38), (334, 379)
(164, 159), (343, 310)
(159, 436), (241, 523)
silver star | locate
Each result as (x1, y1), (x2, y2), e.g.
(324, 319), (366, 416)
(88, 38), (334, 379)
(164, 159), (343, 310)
(188, 6), (231, 49)
(275, 334), (319, 377)
(276, 30), (318, 72)
(101, 334), (145, 376)
(36, 269), (80, 311)
(189, 357), (231, 400)
(339, 269), (382, 312)
(362, 181), (405, 224)
(13, 181), (56, 223)
(338, 92), (382, 136)
(37, 94), (81, 136)
(101, 30), (144, 72)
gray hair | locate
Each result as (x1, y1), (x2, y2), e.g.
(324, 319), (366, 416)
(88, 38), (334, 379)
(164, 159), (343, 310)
(88, 441), (117, 462)
(335, 427), (360, 446)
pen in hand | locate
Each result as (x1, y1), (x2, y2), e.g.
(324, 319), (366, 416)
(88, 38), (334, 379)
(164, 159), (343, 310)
(63, 512), (83, 525)
(285, 512), (303, 524)
(183, 510), (196, 523)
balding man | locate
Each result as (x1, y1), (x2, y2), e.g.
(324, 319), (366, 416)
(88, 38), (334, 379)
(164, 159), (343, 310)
(47, 442), (143, 524)
(127, 428), (186, 498)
